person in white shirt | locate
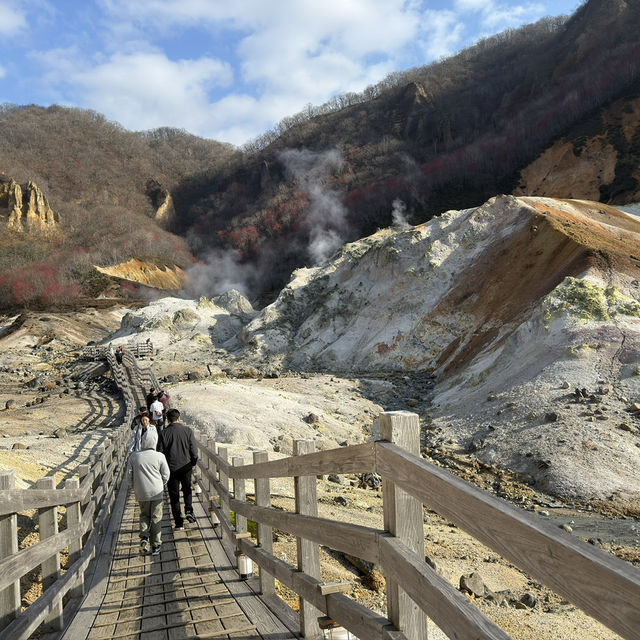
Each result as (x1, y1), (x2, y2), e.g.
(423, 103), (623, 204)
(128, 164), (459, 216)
(150, 396), (165, 429)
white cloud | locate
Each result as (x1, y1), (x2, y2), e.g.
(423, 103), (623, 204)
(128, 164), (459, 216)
(482, 3), (546, 29)
(0, 1), (27, 36)
(454, 0), (548, 31)
(419, 10), (465, 59)
(17, 0), (575, 144)
(38, 0), (430, 143)
(37, 49), (233, 135)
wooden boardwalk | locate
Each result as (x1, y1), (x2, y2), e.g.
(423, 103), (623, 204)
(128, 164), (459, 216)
(59, 355), (297, 640)
(5, 351), (639, 640)
(61, 479), (298, 640)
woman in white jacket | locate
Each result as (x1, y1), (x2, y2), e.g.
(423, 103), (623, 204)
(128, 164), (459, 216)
(127, 429), (169, 555)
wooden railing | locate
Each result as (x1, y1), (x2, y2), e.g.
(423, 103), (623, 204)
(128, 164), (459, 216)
(195, 411), (640, 640)
(0, 352), (136, 640)
(81, 342), (154, 361)
(122, 349), (160, 396)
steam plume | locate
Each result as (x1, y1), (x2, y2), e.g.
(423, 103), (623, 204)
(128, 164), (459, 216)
(185, 248), (257, 300)
(279, 148), (349, 263)
(391, 198), (410, 229)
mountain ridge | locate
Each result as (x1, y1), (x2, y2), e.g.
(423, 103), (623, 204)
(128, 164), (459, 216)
(1, 0), (640, 308)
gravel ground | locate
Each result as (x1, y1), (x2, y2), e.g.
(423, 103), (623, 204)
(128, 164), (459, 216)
(0, 306), (637, 638)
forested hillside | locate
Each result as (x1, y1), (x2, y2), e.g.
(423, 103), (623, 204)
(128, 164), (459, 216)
(1, 0), (639, 309)
(0, 106), (237, 307)
(172, 0), (640, 299)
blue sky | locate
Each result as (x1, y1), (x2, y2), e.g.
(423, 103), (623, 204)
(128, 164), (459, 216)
(0, 0), (583, 146)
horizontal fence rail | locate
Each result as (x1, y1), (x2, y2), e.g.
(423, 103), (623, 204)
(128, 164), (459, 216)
(0, 350), (138, 640)
(80, 342), (154, 361)
(194, 410), (640, 640)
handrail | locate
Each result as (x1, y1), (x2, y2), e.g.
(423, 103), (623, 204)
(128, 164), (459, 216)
(81, 343), (153, 361)
(0, 350), (138, 639)
(375, 441), (640, 639)
(194, 413), (640, 640)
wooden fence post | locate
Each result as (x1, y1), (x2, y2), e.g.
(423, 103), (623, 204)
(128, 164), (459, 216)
(37, 476), (63, 631)
(207, 439), (219, 526)
(380, 411), (427, 640)
(233, 456), (253, 579)
(253, 450), (275, 596)
(294, 439), (322, 639)
(232, 456), (247, 536)
(218, 446), (230, 542)
(77, 463), (92, 559)
(65, 477), (84, 599)
(0, 471), (20, 628)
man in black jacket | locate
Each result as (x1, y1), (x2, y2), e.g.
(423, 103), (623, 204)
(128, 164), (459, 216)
(159, 408), (198, 529)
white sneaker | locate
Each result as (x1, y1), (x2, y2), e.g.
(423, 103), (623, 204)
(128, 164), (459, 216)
(140, 539), (150, 553)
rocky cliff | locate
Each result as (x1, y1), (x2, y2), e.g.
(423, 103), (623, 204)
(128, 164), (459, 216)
(0, 179), (59, 233)
(515, 93), (640, 203)
(231, 195), (640, 501)
(94, 258), (185, 290)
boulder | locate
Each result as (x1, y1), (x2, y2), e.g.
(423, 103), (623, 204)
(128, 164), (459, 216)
(520, 592), (537, 608)
(460, 572), (487, 598)
(361, 569), (385, 591)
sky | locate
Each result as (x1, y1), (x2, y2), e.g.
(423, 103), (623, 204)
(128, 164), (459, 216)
(0, 0), (584, 147)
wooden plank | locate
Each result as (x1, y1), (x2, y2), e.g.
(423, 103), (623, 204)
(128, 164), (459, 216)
(238, 539), (404, 640)
(0, 487), (84, 517)
(325, 592), (407, 640)
(92, 604), (239, 629)
(379, 535), (512, 640)
(192, 498), (296, 639)
(99, 594), (233, 612)
(227, 442), (377, 480)
(105, 577), (225, 596)
(108, 562), (219, 584)
(232, 457), (247, 537)
(380, 412), (427, 640)
(217, 447), (231, 544)
(58, 473), (130, 640)
(208, 501), (236, 544)
(294, 439), (322, 640)
(318, 582), (350, 595)
(65, 478), (85, 599)
(187, 627), (257, 639)
(200, 465), (230, 502)
(37, 476), (64, 632)
(0, 498), (99, 592)
(90, 613), (249, 639)
(229, 499), (380, 563)
(253, 451), (275, 596)
(198, 441), (231, 477)
(7, 446), (126, 640)
(375, 442), (640, 640)
(0, 471), (20, 629)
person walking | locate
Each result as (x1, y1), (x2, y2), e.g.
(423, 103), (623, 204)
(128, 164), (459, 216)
(159, 408), (198, 529)
(150, 394), (165, 430)
(130, 413), (157, 452)
(146, 388), (156, 412)
(127, 429), (169, 555)
(158, 390), (170, 415)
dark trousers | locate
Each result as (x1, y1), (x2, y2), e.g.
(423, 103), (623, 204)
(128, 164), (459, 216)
(167, 463), (193, 526)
